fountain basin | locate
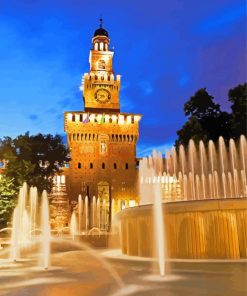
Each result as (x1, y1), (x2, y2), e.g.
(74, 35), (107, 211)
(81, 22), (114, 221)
(116, 198), (247, 259)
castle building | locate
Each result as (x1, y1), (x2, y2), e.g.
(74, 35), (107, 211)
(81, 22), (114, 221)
(63, 20), (142, 215)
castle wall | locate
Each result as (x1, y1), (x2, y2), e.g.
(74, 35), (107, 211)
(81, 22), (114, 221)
(64, 112), (141, 204)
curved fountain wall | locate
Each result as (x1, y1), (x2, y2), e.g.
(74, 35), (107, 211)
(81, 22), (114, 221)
(117, 198), (247, 259)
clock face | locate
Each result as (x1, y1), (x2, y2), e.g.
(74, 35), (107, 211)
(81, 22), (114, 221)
(94, 89), (111, 104)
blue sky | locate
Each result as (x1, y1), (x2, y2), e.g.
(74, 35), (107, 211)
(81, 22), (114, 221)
(0, 0), (246, 156)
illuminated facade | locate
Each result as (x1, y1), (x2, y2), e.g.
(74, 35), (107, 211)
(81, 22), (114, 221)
(64, 20), (141, 213)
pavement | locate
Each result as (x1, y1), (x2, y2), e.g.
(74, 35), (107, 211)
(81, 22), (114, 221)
(0, 239), (246, 296)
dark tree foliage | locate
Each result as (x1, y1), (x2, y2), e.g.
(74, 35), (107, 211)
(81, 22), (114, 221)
(176, 88), (231, 147)
(0, 133), (70, 193)
(175, 84), (246, 148)
(228, 83), (247, 138)
(0, 176), (18, 228)
(184, 88), (220, 119)
(175, 116), (208, 147)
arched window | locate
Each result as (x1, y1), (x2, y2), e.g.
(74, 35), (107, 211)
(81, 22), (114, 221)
(102, 163), (105, 169)
(114, 163), (117, 169)
(90, 163), (93, 169)
(78, 162), (81, 169)
(125, 163), (129, 170)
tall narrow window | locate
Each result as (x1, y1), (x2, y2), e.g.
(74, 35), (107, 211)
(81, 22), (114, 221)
(78, 162), (81, 169)
(125, 163), (129, 170)
(102, 163), (105, 169)
(114, 163), (117, 169)
(100, 141), (107, 154)
(90, 162), (93, 169)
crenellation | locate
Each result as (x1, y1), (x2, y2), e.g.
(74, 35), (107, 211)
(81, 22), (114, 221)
(65, 112), (141, 126)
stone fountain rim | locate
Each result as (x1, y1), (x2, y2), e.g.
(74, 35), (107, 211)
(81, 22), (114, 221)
(116, 197), (247, 218)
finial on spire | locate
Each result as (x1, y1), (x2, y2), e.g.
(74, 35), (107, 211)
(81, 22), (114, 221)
(99, 16), (103, 28)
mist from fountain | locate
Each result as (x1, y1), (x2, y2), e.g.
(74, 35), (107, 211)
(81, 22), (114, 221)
(8, 183), (51, 269)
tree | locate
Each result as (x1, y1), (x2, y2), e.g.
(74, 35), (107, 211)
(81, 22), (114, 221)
(176, 88), (231, 147)
(184, 88), (220, 119)
(0, 133), (70, 193)
(228, 83), (247, 138)
(0, 176), (18, 228)
(175, 116), (208, 147)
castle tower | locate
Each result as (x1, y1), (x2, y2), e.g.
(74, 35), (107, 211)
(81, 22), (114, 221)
(83, 18), (120, 112)
(64, 19), (142, 222)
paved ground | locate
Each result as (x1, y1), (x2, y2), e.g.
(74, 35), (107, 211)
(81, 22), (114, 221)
(0, 239), (246, 296)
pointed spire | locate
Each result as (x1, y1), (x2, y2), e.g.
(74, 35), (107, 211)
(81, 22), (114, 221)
(99, 16), (103, 28)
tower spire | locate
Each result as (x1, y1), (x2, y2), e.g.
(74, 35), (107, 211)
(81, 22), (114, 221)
(99, 16), (103, 28)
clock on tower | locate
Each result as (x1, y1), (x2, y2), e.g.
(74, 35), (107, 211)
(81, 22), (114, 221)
(82, 19), (121, 112)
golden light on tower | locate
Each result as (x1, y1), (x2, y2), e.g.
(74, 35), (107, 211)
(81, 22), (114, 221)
(63, 18), (142, 221)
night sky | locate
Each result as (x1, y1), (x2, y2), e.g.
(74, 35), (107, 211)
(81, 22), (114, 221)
(0, 0), (246, 156)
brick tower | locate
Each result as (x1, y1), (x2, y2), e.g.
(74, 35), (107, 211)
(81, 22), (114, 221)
(64, 19), (141, 219)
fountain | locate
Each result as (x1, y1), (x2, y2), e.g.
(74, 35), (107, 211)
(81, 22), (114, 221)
(85, 195), (89, 234)
(140, 136), (247, 203)
(78, 194), (83, 235)
(117, 135), (247, 275)
(92, 195), (96, 227)
(8, 183), (51, 269)
(70, 211), (77, 240)
(41, 191), (50, 270)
